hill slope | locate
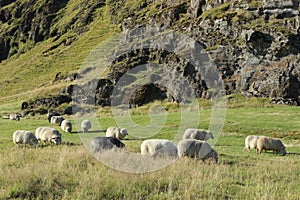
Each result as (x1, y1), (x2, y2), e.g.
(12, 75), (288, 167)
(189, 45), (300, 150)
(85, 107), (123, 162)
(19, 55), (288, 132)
(1, 0), (300, 108)
(0, 0), (116, 104)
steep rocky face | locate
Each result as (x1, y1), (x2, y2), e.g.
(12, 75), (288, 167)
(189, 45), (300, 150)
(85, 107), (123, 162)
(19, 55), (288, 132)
(104, 0), (300, 105)
(0, 0), (104, 61)
(0, 0), (67, 60)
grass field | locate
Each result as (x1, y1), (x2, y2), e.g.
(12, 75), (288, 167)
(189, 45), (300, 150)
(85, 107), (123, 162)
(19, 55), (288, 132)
(1, 98), (300, 199)
(1, 1), (300, 198)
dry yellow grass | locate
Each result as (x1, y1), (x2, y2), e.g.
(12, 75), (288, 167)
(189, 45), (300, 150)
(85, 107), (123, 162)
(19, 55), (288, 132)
(1, 139), (300, 199)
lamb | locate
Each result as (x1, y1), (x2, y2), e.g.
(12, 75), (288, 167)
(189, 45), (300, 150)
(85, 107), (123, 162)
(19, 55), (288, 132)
(183, 128), (214, 141)
(61, 119), (72, 133)
(35, 127), (62, 145)
(91, 136), (125, 153)
(81, 119), (92, 133)
(177, 139), (218, 163)
(10, 113), (21, 121)
(257, 137), (286, 156)
(140, 139), (178, 158)
(50, 116), (65, 125)
(13, 130), (38, 147)
(243, 135), (266, 152)
(106, 127), (128, 140)
(47, 110), (60, 122)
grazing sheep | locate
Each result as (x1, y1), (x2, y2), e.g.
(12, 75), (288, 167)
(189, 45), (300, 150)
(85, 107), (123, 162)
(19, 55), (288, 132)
(35, 127), (62, 145)
(243, 135), (266, 152)
(10, 113), (21, 121)
(47, 110), (60, 122)
(257, 137), (286, 156)
(61, 119), (72, 133)
(81, 120), (92, 133)
(177, 139), (218, 163)
(106, 127), (128, 140)
(13, 130), (38, 147)
(141, 139), (178, 158)
(91, 136), (125, 153)
(183, 128), (214, 141)
(50, 116), (65, 125)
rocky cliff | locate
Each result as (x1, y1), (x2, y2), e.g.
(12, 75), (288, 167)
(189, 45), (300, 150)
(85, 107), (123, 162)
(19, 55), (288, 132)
(0, 0), (104, 61)
(104, 0), (300, 106)
(1, 0), (300, 108)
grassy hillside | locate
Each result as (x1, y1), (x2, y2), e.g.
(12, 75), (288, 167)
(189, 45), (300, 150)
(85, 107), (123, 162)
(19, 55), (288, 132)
(0, 0), (118, 105)
(0, 0), (169, 106)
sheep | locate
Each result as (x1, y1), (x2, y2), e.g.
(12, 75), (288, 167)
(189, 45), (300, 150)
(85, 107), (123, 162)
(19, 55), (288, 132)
(50, 116), (65, 125)
(177, 139), (218, 163)
(257, 137), (286, 156)
(47, 110), (60, 122)
(140, 139), (178, 158)
(183, 128), (214, 141)
(81, 119), (92, 133)
(91, 136), (125, 153)
(35, 127), (62, 145)
(13, 130), (38, 147)
(106, 127), (128, 140)
(243, 135), (266, 152)
(10, 113), (21, 121)
(61, 119), (72, 133)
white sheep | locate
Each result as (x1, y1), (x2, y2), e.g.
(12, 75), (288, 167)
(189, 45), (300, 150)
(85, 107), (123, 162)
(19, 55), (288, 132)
(10, 113), (21, 121)
(243, 135), (266, 152)
(91, 136), (125, 153)
(257, 137), (286, 156)
(61, 119), (72, 133)
(35, 127), (62, 145)
(177, 139), (218, 163)
(81, 119), (92, 133)
(50, 116), (64, 125)
(183, 128), (214, 141)
(13, 130), (38, 147)
(47, 110), (60, 122)
(140, 139), (178, 158)
(106, 127), (128, 140)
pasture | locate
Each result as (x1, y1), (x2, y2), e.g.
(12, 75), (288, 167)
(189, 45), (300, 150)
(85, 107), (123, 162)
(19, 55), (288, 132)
(1, 98), (300, 199)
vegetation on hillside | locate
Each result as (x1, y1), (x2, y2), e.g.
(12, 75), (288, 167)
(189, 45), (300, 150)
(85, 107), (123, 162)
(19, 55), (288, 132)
(1, 0), (299, 107)
(0, 0), (117, 104)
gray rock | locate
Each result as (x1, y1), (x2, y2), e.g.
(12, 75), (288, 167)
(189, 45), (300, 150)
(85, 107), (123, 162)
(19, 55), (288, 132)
(263, 0), (298, 9)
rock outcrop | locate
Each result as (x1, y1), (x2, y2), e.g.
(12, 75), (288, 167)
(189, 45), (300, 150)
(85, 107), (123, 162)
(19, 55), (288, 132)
(104, 0), (300, 105)
(0, 0), (104, 61)
(2, 0), (300, 108)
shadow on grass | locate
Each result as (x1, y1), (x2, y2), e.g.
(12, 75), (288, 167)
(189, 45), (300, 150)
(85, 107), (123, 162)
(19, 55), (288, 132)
(219, 153), (239, 165)
(70, 130), (142, 141)
(122, 138), (143, 141)
(287, 152), (300, 156)
(257, 151), (293, 156)
(38, 142), (81, 148)
(70, 130), (106, 134)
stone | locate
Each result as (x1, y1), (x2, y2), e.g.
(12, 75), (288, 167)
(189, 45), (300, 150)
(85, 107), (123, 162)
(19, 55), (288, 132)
(188, 0), (205, 18)
(263, 0), (298, 9)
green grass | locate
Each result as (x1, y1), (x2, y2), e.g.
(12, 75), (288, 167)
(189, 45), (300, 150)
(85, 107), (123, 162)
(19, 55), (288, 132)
(200, 1), (236, 21)
(1, 99), (300, 199)
(1, 0), (300, 198)
(0, 2), (117, 104)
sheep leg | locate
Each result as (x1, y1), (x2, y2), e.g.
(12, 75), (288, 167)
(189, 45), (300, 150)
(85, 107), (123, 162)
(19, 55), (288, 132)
(256, 148), (261, 154)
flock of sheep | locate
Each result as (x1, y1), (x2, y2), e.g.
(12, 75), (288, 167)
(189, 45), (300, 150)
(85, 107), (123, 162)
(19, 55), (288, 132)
(12, 111), (89, 147)
(11, 111), (287, 164)
(91, 128), (218, 163)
